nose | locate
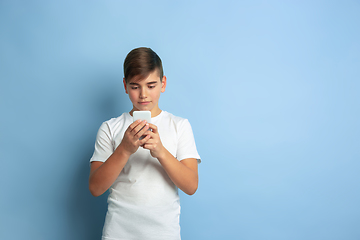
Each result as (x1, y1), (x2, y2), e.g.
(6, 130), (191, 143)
(140, 88), (147, 99)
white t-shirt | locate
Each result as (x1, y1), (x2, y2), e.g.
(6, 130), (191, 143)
(90, 111), (201, 240)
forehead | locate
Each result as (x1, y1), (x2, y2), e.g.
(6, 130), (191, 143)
(127, 70), (161, 84)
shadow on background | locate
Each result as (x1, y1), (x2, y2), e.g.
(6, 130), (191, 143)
(67, 150), (108, 240)
(66, 78), (128, 239)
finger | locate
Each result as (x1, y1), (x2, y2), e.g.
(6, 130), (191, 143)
(128, 120), (143, 134)
(147, 123), (158, 133)
(132, 121), (148, 136)
(141, 141), (153, 150)
(141, 136), (158, 149)
(142, 143), (151, 150)
(142, 129), (155, 139)
(136, 123), (150, 138)
(142, 137), (153, 144)
(129, 119), (142, 129)
(134, 125), (151, 142)
(139, 134), (151, 146)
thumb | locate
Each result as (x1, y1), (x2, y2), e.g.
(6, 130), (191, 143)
(148, 123), (158, 133)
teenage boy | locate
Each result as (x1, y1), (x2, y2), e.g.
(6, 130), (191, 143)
(89, 47), (201, 240)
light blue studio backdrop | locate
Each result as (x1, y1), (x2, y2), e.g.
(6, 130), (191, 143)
(1, 1), (359, 240)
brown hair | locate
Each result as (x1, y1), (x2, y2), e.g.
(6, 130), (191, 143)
(123, 47), (164, 83)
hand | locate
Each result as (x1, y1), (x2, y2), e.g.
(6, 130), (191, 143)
(142, 123), (165, 159)
(117, 120), (151, 156)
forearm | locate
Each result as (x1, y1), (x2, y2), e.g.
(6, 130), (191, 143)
(89, 147), (130, 197)
(157, 149), (198, 195)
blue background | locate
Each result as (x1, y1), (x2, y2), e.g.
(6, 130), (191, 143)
(1, 1), (359, 239)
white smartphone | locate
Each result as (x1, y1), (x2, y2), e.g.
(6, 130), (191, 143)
(133, 111), (151, 123)
(133, 111), (151, 140)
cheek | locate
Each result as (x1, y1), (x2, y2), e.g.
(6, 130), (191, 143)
(128, 90), (137, 100)
(151, 90), (161, 99)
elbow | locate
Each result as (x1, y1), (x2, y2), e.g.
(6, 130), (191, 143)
(89, 189), (101, 197)
(185, 183), (198, 196)
(187, 189), (197, 196)
(89, 181), (104, 197)
(186, 177), (199, 195)
(89, 185), (100, 197)
(186, 188), (197, 196)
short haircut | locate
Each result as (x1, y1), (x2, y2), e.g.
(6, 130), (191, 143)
(123, 47), (164, 83)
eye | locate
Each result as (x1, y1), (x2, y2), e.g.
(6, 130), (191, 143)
(148, 85), (155, 89)
(131, 86), (138, 90)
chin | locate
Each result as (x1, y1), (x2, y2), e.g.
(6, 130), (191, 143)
(136, 106), (152, 111)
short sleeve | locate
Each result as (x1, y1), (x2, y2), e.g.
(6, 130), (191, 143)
(90, 122), (114, 163)
(176, 119), (201, 163)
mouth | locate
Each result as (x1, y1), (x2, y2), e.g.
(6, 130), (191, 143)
(138, 101), (151, 105)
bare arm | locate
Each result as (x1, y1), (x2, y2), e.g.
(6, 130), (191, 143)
(89, 146), (130, 197)
(143, 123), (199, 195)
(89, 120), (151, 197)
(159, 152), (199, 195)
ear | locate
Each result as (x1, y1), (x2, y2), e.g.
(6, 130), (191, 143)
(161, 76), (167, 93)
(123, 78), (128, 94)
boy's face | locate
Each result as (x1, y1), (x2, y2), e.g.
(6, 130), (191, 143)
(123, 70), (166, 117)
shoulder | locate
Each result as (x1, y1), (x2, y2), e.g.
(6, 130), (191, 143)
(162, 111), (188, 123)
(100, 112), (130, 133)
(162, 111), (190, 126)
(105, 112), (128, 124)
(161, 111), (193, 132)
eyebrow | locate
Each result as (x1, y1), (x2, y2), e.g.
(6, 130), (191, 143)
(146, 81), (158, 85)
(129, 81), (158, 85)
